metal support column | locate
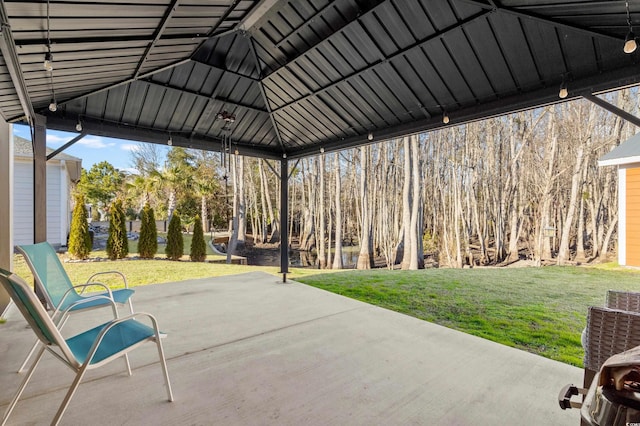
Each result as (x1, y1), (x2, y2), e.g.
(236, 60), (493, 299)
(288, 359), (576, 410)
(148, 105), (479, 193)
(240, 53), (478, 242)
(583, 93), (640, 128)
(0, 117), (13, 317)
(280, 157), (289, 282)
(33, 114), (47, 244)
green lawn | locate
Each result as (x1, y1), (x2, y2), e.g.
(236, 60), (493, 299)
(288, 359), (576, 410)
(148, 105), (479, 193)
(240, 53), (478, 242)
(11, 240), (640, 368)
(294, 266), (640, 367)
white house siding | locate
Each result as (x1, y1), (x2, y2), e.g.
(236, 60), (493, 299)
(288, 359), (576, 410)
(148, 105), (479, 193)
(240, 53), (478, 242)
(13, 159), (69, 247)
(13, 160), (34, 245)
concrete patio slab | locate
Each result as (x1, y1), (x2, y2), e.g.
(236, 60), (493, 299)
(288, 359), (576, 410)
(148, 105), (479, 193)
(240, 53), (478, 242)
(0, 271), (582, 425)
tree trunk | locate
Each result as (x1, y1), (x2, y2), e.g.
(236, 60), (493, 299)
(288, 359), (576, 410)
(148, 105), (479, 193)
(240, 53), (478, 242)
(409, 134), (424, 269)
(557, 143), (585, 265)
(318, 155), (327, 268)
(333, 153), (344, 269)
(401, 137), (412, 269)
(357, 146), (374, 269)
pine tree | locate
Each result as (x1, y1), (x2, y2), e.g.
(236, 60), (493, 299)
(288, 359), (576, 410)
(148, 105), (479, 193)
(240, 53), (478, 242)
(106, 199), (129, 260)
(138, 203), (158, 258)
(190, 215), (207, 262)
(68, 193), (92, 259)
(165, 211), (183, 261)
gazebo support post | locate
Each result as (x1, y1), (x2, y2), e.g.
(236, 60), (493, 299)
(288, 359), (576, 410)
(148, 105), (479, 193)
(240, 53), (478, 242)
(0, 117), (13, 316)
(33, 114), (47, 245)
(280, 157), (289, 283)
(33, 114), (47, 302)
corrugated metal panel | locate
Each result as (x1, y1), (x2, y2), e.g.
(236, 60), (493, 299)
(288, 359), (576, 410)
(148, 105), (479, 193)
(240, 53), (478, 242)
(1, 0), (640, 158)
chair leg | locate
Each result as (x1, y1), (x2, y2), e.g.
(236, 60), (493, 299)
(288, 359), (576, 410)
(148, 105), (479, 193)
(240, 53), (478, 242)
(2, 345), (47, 426)
(155, 336), (174, 402)
(51, 366), (89, 426)
(18, 312), (71, 373)
(16, 338), (41, 373)
(124, 354), (132, 376)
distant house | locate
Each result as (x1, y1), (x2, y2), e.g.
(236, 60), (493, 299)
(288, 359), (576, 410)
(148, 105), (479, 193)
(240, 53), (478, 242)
(13, 136), (82, 248)
(599, 133), (640, 267)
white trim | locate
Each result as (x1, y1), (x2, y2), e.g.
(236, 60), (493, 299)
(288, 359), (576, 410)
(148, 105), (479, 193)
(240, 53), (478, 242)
(599, 156), (640, 167)
(619, 167), (627, 266)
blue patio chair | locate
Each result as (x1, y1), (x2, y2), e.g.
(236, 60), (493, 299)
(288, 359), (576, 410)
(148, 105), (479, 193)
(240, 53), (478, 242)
(0, 269), (174, 426)
(15, 242), (135, 373)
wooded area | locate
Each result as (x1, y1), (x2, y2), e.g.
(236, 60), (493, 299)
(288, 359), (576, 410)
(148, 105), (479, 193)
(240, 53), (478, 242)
(78, 90), (638, 269)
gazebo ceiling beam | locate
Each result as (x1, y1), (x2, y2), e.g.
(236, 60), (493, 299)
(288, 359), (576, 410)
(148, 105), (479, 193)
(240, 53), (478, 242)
(56, 58), (191, 109)
(459, 0), (622, 42)
(141, 78), (268, 114)
(583, 93), (640, 128)
(261, 0), (388, 81)
(272, 9), (492, 114)
(289, 64), (640, 159)
(0, 2), (34, 123)
(274, 0), (340, 48)
(189, 58), (260, 82)
(213, 0), (283, 38)
(249, 36), (286, 153)
(13, 33), (207, 47)
(133, 0), (181, 79)
(44, 115), (282, 160)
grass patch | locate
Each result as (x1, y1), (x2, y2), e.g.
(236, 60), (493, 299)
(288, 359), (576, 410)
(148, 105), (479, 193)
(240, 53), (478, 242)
(295, 266), (640, 367)
(12, 253), (328, 291)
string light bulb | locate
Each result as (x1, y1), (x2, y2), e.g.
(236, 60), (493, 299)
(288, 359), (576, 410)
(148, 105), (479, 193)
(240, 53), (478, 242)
(625, 31), (637, 54)
(367, 131), (374, 141)
(75, 120), (82, 132)
(558, 80), (568, 99)
(43, 52), (53, 72)
(442, 112), (450, 124)
(167, 135), (173, 146)
(48, 100), (57, 112)
(625, 1), (637, 54)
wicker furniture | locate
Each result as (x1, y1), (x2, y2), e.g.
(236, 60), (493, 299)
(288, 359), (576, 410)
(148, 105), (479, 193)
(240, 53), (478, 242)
(582, 291), (640, 389)
(606, 290), (640, 312)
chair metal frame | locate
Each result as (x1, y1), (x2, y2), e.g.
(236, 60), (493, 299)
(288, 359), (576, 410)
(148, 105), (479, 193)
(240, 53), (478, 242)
(0, 269), (173, 426)
(16, 242), (135, 373)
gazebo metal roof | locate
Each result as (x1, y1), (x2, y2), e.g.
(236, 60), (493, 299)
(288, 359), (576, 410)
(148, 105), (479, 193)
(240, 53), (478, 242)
(1, 0), (639, 160)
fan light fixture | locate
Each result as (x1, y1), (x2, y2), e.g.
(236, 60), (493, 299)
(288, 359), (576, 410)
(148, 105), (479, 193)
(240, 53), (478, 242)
(625, 1), (637, 54)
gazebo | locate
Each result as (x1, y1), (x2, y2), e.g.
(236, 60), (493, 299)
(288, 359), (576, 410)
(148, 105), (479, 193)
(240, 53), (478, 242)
(1, 0), (640, 313)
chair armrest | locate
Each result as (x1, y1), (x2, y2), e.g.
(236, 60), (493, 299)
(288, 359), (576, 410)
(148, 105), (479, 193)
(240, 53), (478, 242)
(85, 271), (129, 290)
(606, 290), (640, 313)
(583, 306), (640, 372)
(55, 283), (114, 311)
(51, 283), (117, 324)
(83, 312), (163, 366)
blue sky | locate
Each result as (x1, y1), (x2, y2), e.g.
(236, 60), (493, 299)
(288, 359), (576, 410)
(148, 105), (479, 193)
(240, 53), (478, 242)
(13, 123), (169, 173)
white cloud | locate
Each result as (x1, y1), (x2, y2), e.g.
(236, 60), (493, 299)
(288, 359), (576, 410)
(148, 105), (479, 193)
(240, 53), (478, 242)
(120, 143), (140, 152)
(77, 136), (116, 149)
(45, 134), (68, 146)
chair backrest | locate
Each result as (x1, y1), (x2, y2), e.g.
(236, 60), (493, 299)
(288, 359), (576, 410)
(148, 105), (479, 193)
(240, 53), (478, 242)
(0, 269), (69, 354)
(16, 242), (76, 310)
